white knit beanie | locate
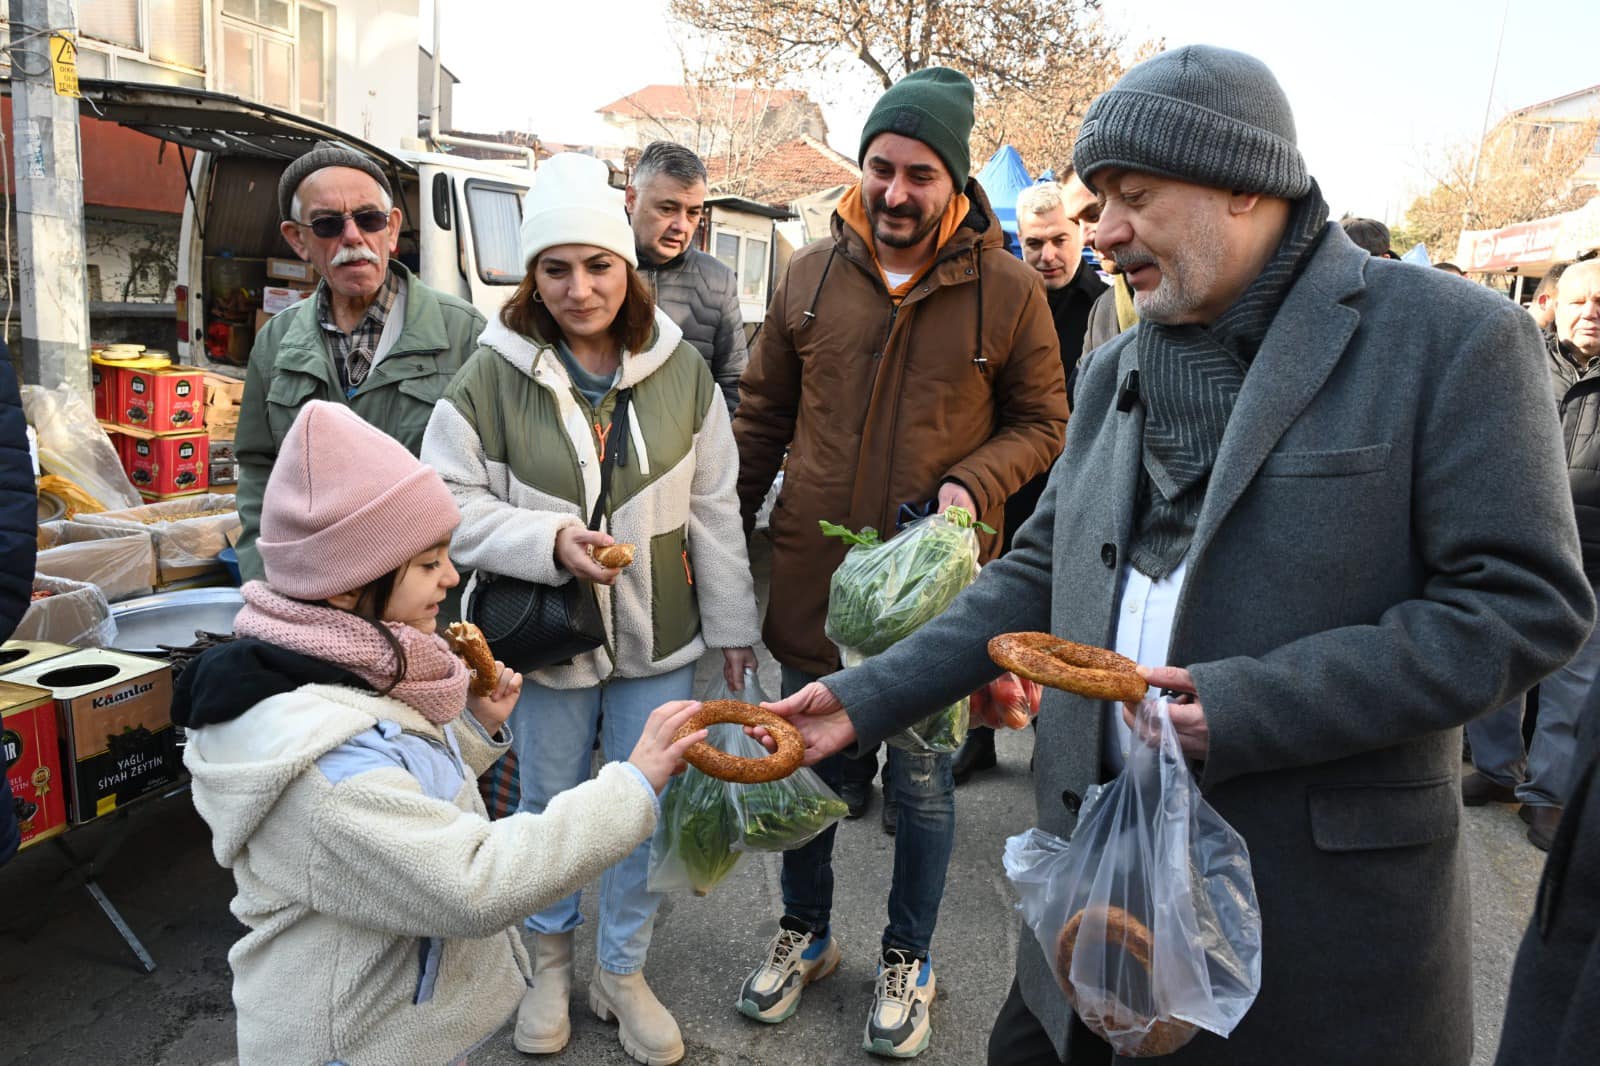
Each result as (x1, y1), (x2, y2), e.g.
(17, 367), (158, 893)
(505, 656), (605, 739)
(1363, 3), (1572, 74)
(519, 153), (637, 269)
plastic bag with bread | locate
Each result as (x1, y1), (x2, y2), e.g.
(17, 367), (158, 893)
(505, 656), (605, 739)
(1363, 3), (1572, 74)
(1001, 697), (1262, 1056)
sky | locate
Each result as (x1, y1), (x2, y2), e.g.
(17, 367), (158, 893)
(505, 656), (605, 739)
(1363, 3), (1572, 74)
(428, 0), (1600, 226)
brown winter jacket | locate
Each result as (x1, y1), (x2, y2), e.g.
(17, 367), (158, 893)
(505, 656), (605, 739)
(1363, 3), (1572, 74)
(734, 181), (1068, 676)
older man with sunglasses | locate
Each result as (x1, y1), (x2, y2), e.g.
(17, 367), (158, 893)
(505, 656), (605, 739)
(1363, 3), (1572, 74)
(235, 142), (486, 581)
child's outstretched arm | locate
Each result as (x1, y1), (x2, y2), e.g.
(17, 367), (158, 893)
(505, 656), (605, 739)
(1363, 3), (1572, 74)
(285, 702), (706, 941)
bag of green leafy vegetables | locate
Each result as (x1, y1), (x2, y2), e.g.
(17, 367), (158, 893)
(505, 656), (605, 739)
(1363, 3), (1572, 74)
(822, 508), (988, 754)
(646, 724), (744, 897)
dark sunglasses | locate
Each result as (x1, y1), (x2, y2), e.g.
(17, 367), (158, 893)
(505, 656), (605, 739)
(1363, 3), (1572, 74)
(297, 209), (390, 239)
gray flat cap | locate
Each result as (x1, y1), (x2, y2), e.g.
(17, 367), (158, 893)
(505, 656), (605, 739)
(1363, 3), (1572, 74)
(277, 141), (394, 222)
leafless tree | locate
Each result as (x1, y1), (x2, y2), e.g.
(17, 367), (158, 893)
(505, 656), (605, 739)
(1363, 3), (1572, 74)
(1399, 116), (1599, 261)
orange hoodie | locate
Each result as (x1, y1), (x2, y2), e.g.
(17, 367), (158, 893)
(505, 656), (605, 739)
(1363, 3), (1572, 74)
(837, 184), (971, 302)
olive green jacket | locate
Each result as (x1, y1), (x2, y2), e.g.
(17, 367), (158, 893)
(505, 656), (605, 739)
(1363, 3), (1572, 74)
(420, 310), (759, 689)
(235, 264), (485, 581)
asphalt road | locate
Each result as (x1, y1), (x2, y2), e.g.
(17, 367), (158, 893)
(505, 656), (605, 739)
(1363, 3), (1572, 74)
(0, 727), (1546, 1066)
(0, 537), (1551, 1064)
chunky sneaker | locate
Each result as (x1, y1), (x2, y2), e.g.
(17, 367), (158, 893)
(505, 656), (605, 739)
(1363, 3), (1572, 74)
(736, 916), (841, 1023)
(864, 948), (935, 1058)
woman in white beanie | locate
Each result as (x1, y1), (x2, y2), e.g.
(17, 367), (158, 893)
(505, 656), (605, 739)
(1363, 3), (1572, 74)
(421, 152), (760, 1066)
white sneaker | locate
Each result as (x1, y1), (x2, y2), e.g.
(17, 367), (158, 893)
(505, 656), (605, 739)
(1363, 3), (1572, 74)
(863, 948), (935, 1058)
(736, 918), (842, 1023)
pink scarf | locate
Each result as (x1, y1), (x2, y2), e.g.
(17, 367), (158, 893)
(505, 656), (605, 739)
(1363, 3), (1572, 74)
(233, 581), (470, 725)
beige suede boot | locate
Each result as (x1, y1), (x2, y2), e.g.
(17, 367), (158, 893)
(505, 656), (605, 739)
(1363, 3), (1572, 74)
(588, 964), (685, 1066)
(513, 932), (574, 1054)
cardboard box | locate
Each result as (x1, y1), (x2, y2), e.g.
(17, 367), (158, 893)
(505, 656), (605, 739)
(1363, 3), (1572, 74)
(35, 521), (158, 603)
(0, 640), (74, 677)
(204, 405), (239, 442)
(266, 256), (316, 283)
(127, 432), (208, 498)
(77, 495), (239, 586)
(119, 365), (206, 435)
(1, 680), (69, 849)
(4, 649), (178, 824)
(262, 285), (312, 314)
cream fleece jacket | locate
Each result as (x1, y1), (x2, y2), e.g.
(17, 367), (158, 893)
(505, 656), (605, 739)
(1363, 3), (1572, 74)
(184, 684), (658, 1065)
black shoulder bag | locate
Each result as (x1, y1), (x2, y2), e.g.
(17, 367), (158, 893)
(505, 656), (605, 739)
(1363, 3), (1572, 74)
(466, 389), (632, 672)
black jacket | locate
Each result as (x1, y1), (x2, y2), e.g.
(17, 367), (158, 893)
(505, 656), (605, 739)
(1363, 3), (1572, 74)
(1554, 333), (1600, 582)
(1, 345), (35, 865)
(1494, 680), (1600, 1065)
(639, 248), (747, 415)
(1002, 260), (1103, 552)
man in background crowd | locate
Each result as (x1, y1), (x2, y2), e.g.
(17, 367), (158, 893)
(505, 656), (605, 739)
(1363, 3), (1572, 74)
(1466, 257), (1600, 849)
(627, 141), (747, 416)
(1341, 215), (1396, 257)
(1, 344), (37, 866)
(1529, 265), (1568, 333)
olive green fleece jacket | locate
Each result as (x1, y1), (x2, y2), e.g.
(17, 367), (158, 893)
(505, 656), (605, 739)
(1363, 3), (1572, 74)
(420, 309), (760, 689)
(234, 264), (485, 582)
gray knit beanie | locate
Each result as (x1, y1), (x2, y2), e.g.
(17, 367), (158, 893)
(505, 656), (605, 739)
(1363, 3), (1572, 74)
(1072, 45), (1310, 199)
(277, 141), (394, 221)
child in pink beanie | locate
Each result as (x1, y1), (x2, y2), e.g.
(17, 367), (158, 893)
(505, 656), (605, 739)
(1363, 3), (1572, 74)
(174, 400), (707, 1066)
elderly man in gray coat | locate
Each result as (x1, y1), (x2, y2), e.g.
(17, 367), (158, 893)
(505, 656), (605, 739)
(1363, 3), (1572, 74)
(766, 46), (1596, 1066)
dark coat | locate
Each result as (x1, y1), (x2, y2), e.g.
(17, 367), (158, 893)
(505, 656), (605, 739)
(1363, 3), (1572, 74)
(734, 181), (1068, 676)
(1, 346), (35, 866)
(0, 347), (35, 643)
(1495, 681), (1600, 1065)
(1004, 259), (1104, 551)
(829, 227), (1594, 1064)
(639, 248), (747, 416)
(1553, 333), (1600, 581)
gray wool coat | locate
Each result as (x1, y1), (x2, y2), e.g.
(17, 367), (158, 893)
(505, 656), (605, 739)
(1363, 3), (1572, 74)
(827, 226), (1596, 1066)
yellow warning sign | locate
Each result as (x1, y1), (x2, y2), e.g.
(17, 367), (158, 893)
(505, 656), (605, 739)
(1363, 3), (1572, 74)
(50, 32), (80, 99)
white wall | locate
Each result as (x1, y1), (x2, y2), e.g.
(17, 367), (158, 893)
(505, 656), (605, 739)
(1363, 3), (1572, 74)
(330, 0), (421, 149)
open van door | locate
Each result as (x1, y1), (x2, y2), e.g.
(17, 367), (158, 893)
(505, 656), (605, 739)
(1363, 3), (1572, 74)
(56, 80), (416, 370)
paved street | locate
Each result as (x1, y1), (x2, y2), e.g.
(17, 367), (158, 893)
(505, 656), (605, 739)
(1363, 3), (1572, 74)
(0, 726), (1546, 1066)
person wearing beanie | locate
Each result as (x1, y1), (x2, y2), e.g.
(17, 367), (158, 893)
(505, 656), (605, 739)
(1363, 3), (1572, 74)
(421, 152), (760, 1065)
(764, 44), (1592, 1066)
(177, 400), (709, 1066)
(729, 68), (1066, 1056)
(234, 139), (486, 587)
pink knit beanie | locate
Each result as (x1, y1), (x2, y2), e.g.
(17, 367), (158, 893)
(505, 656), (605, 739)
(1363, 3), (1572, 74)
(256, 401), (460, 600)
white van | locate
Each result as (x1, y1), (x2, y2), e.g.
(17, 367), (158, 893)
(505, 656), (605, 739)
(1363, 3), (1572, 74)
(71, 81), (535, 372)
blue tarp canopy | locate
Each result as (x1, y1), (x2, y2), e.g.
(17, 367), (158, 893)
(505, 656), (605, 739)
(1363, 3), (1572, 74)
(975, 145), (1033, 258)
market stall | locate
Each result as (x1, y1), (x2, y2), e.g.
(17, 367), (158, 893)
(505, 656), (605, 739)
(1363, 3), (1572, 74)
(3, 373), (245, 973)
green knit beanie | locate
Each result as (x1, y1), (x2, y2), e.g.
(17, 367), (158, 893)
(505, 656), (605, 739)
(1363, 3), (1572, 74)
(858, 67), (975, 189)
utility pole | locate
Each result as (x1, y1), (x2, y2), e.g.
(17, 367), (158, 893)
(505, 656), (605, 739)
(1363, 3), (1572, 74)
(7, 0), (89, 392)
(1463, 0), (1512, 234)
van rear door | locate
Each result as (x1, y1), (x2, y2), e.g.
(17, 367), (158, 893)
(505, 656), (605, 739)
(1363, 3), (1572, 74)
(59, 80), (414, 368)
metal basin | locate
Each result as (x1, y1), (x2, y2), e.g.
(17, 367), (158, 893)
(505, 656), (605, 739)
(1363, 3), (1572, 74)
(110, 588), (244, 656)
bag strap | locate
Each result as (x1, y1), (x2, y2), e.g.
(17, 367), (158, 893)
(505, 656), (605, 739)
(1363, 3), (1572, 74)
(588, 387), (633, 531)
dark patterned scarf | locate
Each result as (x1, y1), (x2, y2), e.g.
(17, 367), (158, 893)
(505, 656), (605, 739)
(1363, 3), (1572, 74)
(1129, 184), (1330, 579)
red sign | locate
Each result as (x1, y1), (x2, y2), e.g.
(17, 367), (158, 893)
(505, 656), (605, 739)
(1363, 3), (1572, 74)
(1466, 217), (1565, 272)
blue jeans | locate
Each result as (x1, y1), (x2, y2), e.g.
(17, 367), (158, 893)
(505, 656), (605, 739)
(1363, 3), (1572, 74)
(511, 663), (696, 972)
(778, 665), (956, 957)
(1467, 618), (1600, 807)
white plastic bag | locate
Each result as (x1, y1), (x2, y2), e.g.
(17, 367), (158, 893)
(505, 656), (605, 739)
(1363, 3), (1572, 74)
(21, 383), (140, 511)
(1003, 698), (1262, 1056)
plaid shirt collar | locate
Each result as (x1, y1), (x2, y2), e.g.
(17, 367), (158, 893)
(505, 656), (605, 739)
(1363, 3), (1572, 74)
(317, 265), (401, 392)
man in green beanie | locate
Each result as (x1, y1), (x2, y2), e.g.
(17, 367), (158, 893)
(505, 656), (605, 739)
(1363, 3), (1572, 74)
(732, 66), (1067, 1058)
(763, 45), (1591, 1066)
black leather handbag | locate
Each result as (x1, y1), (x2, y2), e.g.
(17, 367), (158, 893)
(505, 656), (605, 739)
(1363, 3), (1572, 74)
(466, 389), (632, 672)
